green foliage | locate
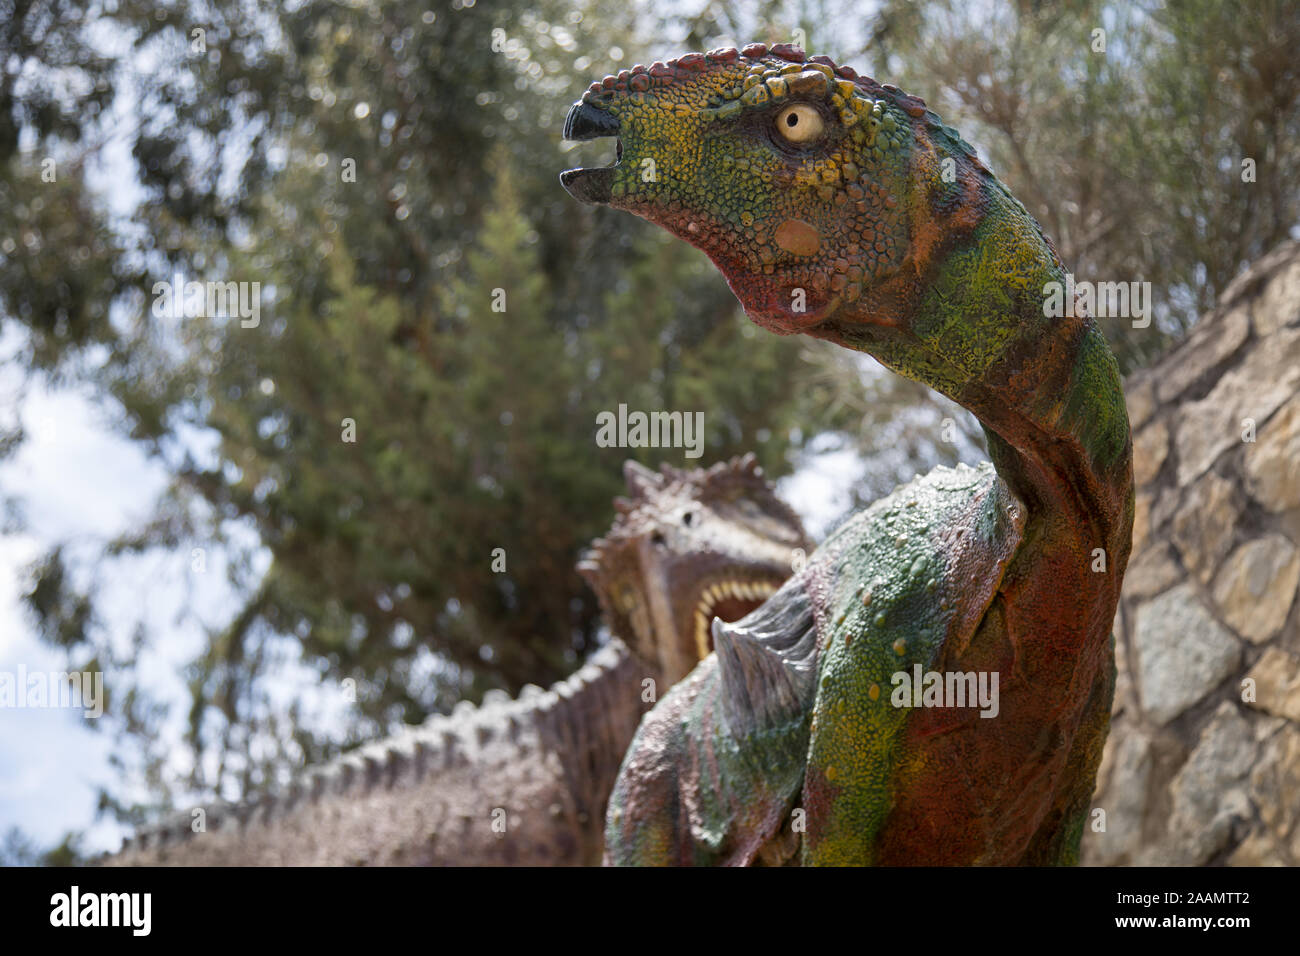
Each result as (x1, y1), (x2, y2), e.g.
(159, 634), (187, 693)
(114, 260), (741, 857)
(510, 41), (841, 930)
(0, 0), (116, 163)
(0, 826), (83, 866)
(8, 0), (819, 817)
(0, 161), (130, 372)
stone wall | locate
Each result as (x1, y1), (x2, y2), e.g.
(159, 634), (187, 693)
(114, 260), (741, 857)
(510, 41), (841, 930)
(1082, 240), (1300, 866)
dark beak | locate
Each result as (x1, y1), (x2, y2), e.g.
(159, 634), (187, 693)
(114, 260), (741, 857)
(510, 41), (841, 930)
(563, 101), (619, 141)
(560, 166), (615, 204)
(560, 101), (620, 205)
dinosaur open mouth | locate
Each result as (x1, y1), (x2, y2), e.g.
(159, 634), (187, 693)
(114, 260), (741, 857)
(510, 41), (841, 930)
(692, 576), (782, 658)
(560, 101), (621, 204)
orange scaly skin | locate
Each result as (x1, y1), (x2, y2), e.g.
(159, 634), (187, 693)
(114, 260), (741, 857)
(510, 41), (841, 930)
(563, 45), (1134, 865)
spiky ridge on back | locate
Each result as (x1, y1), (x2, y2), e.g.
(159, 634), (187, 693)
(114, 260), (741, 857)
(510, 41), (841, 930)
(107, 641), (640, 865)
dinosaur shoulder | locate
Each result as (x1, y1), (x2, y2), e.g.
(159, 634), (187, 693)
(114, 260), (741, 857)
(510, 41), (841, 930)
(809, 460), (1025, 626)
(802, 460), (1026, 683)
(604, 462), (1025, 867)
(802, 461), (1027, 864)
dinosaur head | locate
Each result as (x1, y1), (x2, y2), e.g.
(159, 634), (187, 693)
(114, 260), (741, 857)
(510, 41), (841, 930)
(561, 44), (978, 338)
(578, 454), (810, 685)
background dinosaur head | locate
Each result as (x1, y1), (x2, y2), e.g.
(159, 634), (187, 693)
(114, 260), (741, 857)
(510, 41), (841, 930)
(561, 44), (968, 337)
(578, 454), (810, 685)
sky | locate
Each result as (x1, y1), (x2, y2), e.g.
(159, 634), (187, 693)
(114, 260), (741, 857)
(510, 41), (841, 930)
(0, 365), (375, 855)
(0, 376), (172, 853)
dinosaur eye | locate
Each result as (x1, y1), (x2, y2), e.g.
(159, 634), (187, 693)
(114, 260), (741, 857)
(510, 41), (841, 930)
(683, 511), (695, 527)
(775, 104), (823, 143)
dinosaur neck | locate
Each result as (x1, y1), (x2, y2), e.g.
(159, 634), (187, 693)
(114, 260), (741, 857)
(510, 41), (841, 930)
(823, 182), (1133, 560)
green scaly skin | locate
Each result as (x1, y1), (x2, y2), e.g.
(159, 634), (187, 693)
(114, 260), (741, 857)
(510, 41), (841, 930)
(561, 44), (1133, 866)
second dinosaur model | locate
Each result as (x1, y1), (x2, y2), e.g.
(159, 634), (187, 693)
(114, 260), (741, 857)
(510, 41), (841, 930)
(104, 455), (807, 865)
(561, 44), (1134, 865)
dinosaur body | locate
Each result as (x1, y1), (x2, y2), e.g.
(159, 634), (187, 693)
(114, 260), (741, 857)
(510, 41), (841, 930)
(105, 457), (808, 866)
(562, 45), (1133, 865)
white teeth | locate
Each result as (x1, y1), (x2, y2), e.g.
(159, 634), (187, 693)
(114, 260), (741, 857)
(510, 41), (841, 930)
(686, 579), (783, 658)
(693, 579), (781, 615)
(693, 611), (710, 660)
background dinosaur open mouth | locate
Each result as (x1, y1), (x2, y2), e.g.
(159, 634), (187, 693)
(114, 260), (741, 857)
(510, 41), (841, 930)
(692, 576), (782, 656)
(560, 101), (621, 204)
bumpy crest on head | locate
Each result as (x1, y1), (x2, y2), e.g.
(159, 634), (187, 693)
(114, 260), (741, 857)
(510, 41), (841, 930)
(562, 44), (991, 336)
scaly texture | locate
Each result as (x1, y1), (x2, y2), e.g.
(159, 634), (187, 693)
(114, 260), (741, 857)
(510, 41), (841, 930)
(562, 45), (1134, 866)
(104, 456), (808, 866)
(606, 463), (1024, 865)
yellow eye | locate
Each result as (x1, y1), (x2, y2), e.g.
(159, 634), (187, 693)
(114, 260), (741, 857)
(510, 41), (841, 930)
(775, 104), (824, 143)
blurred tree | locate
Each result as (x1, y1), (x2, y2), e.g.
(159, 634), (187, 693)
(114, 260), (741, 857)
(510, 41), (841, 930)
(13, 0), (818, 820)
(0, 0), (142, 401)
(0, 825), (83, 866)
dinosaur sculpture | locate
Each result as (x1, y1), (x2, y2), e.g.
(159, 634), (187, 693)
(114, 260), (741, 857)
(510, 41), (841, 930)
(560, 45), (1134, 865)
(104, 455), (809, 866)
